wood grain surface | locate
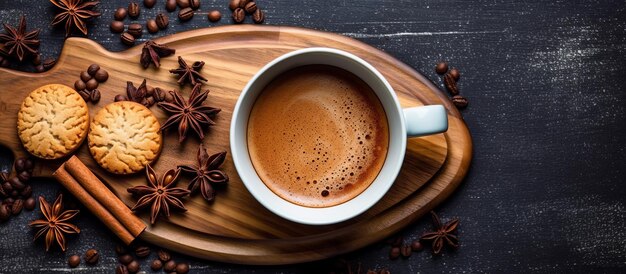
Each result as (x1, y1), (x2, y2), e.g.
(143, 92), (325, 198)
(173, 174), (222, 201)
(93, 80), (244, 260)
(0, 26), (471, 264)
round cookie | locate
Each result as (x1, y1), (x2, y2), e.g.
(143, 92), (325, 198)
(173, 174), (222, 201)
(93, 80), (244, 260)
(17, 84), (89, 159)
(88, 101), (162, 174)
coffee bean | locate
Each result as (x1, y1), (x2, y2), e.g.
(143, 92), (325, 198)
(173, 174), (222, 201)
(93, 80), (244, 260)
(110, 21), (124, 33)
(443, 73), (459, 95)
(121, 32), (136, 46)
(400, 244), (412, 258)
(68, 254), (80, 268)
(116, 264), (129, 274)
(17, 171), (30, 182)
(90, 89), (101, 103)
(229, 0), (241, 10)
(156, 13), (169, 29)
(86, 78), (99, 91)
(20, 185), (32, 198)
(150, 259), (163, 270)
(252, 8), (264, 24)
(42, 58), (56, 70)
(389, 247), (400, 260)
(0, 58), (9, 67)
(14, 158), (25, 172)
(9, 177), (25, 190)
(135, 245), (150, 258)
(176, 0), (190, 8)
(178, 7), (194, 21)
(32, 54), (41, 66)
(84, 249), (99, 264)
(244, 1), (256, 14)
(34, 64), (45, 72)
(146, 19), (159, 33)
(153, 88), (166, 102)
(78, 90), (91, 102)
(87, 64), (100, 76)
(232, 8), (245, 23)
(80, 71), (92, 82)
(158, 249), (171, 261)
(145, 86), (155, 96)
(4, 197), (14, 205)
(24, 197), (35, 210)
(114, 7), (128, 20)
(449, 68), (461, 81)
(94, 69), (109, 82)
(144, 0), (156, 8)
(11, 199), (23, 215)
(208, 10), (221, 22)
(380, 269), (391, 274)
(10, 190), (18, 198)
(190, 0), (200, 10)
(2, 182), (13, 193)
(114, 94), (128, 102)
(24, 159), (33, 172)
(239, 0), (250, 8)
(128, 2), (140, 18)
(175, 262), (189, 274)
(435, 61), (448, 74)
(127, 23), (143, 38)
(410, 240), (423, 251)
(163, 260), (177, 272)
(118, 254), (133, 265)
(0, 204), (10, 222)
(452, 95), (468, 109)
(127, 260), (140, 273)
(115, 244), (128, 255)
(165, 0), (177, 11)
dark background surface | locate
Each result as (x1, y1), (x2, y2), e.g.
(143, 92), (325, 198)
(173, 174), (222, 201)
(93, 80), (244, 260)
(1, 0), (625, 273)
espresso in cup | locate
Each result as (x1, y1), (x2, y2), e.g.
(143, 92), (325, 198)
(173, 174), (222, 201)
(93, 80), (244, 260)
(247, 65), (389, 207)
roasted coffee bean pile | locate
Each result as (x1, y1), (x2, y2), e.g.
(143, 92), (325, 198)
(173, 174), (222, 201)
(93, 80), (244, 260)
(114, 243), (190, 274)
(74, 63), (109, 104)
(435, 61), (468, 109)
(0, 157), (35, 223)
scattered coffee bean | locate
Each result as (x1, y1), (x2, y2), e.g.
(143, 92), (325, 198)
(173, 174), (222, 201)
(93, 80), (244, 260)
(146, 86), (155, 96)
(443, 73), (459, 95)
(151, 259), (163, 270)
(252, 8), (265, 24)
(449, 68), (461, 81)
(80, 71), (92, 82)
(34, 64), (45, 72)
(11, 199), (23, 215)
(411, 239), (423, 251)
(156, 13), (169, 29)
(14, 158), (25, 172)
(127, 23), (143, 38)
(389, 247), (401, 260)
(87, 64), (100, 76)
(165, 0), (177, 11)
(176, 0), (190, 8)
(42, 58), (56, 70)
(435, 61), (448, 74)
(176, 262), (190, 274)
(32, 54), (41, 66)
(163, 260), (177, 272)
(0, 204), (10, 222)
(2, 182), (13, 193)
(128, 2), (140, 18)
(178, 7), (194, 21)
(116, 264), (129, 274)
(94, 69), (109, 82)
(110, 21), (124, 33)
(10, 190), (18, 198)
(401, 244), (412, 258)
(86, 78), (99, 91)
(114, 94), (128, 102)
(232, 8), (245, 23)
(127, 260), (140, 273)
(119, 254), (133, 265)
(78, 90), (91, 102)
(452, 95), (468, 109)
(20, 185), (32, 197)
(115, 244), (128, 255)
(24, 159), (33, 172)
(380, 269), (391, 274)
(9, 177), (25, 190)
(158, 249), (171, 261)
(190, 0), (200, 10)
(84, 249), (99, 264)
(244, 1), (257, 14)
(135, 245), (150, 257)
(146, 19), (159, 33)
(0, 58), (9, 67)
(229, 0), (241, 10)
(239, 0), (250, 8)
(68, 254), (81, 268)
(24, 197), (35, 210)
(90, 89), (101, 103)
(121, 32), (136, 46)
(144, 0), (156, 8)
(208, 10), (221, 22)
(17, 171), (30, 182)
(114, 7), (128, 21)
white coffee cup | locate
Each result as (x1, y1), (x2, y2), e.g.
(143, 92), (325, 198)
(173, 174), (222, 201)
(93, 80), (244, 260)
(230, 48), (448, 225)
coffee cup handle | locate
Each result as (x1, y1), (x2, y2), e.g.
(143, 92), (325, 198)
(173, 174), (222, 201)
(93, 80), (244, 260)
(403, 105), (448, 137)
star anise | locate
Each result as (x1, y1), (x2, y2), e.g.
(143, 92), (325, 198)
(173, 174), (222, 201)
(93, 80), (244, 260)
(169, 56), (207, 86)
(50, 0), (101, 37)
(141, 40), (176, 69)
(29, 194), (80, 252)
(419, 211), (460, 255)
(126, 79), (149, 104)
(0, 16), (40, 62)
(158, 84), (221, 143)
(127, 165), (190, 224)
(179, 144), (228, 202)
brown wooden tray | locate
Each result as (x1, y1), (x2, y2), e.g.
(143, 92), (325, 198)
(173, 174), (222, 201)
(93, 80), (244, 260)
(0, 25), (472, 265)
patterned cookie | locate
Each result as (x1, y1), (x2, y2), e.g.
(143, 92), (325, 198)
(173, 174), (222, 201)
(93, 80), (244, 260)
(17, 84), (89, 159)
(88, 101), (162, 174)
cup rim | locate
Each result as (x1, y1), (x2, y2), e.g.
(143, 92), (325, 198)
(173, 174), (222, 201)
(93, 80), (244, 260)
(230, 47), (407, 225)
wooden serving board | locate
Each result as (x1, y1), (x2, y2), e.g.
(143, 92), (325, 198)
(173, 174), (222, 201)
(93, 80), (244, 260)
(0, 26), (472, 264)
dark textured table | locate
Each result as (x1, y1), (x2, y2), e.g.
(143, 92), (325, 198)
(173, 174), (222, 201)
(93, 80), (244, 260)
(1, 0), (625, 273)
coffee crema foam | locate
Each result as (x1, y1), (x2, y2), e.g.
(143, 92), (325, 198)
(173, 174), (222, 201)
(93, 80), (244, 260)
(247, 65), (389, 208)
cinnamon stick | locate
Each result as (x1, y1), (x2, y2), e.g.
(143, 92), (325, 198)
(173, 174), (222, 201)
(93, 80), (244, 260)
(53, 164), (135, 245)
(63, 156), (146, 238)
